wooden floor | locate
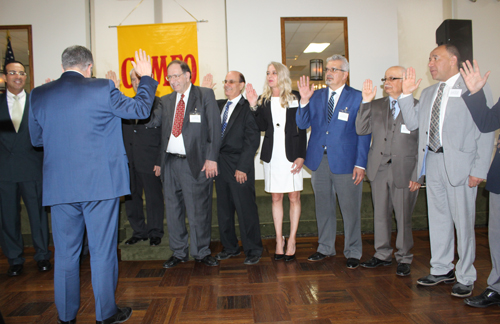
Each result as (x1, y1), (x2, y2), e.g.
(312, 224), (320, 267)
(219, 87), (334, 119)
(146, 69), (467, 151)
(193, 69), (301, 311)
(1, 228), (500, 323)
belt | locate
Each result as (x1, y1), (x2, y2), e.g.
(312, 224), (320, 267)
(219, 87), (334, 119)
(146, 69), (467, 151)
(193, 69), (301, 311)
(168, 153), (187, 159)
(428, 146), (444, 153)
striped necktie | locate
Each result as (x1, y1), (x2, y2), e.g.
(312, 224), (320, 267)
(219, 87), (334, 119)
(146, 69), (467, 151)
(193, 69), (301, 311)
(391, 100), (397, 119)
(327, 92), (336, 123)
(428, 83), (446, 151)
(221, 101), (232, 137)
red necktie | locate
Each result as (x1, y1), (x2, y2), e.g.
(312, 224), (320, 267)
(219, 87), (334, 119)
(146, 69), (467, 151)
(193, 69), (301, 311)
(172, 94), (185, 137)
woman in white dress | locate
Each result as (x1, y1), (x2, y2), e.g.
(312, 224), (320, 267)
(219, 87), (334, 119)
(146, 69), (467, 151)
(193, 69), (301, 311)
(246, 62), (307, 261)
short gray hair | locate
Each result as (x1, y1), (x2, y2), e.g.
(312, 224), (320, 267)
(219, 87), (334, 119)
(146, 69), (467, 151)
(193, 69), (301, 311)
(61, 45), (93, 71)
(326, 55), (349, 72)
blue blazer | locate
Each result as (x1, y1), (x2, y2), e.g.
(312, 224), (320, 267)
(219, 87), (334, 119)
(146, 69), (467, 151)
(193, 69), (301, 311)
(296, 85), (371, 174)
(29, 71), (158, 206)
(462, 88), (500, 194)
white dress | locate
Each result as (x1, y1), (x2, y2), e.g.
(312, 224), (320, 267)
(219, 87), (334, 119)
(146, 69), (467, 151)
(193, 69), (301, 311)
(263, 97), (303, 193)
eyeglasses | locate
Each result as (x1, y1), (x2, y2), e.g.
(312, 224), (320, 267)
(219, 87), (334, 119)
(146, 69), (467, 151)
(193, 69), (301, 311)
(325, 67), (346, 73)
(7, 71), (27, 76)
(166, 73), (185, 81)
(381, 77), (402, 82)
(222, 80), (242, 85)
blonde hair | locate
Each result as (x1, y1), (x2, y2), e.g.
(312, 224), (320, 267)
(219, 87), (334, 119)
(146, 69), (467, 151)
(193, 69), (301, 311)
(258, 62), (296, 108)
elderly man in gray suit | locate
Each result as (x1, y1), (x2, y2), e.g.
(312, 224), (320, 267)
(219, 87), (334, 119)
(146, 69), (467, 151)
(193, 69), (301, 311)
(356, 66), (421, 277)
(399, 44), (494, 298)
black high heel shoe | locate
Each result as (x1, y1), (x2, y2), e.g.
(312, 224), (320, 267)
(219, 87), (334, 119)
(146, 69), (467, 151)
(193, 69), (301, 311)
(284, 239), (296, 261)
(274, 236), (285, 261)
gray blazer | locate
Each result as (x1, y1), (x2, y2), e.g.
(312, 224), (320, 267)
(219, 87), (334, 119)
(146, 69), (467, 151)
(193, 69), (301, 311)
(398, 76), (494, 186)
(147, 85), (221, 178)
(356, 96), (420, 188)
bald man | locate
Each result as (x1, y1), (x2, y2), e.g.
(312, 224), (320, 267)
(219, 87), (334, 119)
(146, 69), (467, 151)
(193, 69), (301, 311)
(356, 66), (420, 277)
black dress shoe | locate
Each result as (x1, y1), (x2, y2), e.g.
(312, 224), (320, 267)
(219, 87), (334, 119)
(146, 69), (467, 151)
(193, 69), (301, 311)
(284, 254), (295, 262)
(346, 258), (360, 269)
(243, 255), (261, 265)
(96, 306), (132, 324)
(163, 256), (187, 268)
(58, 318), (76, 324)
(216, 250), (241, 260)
(417, 269), (455, 286)
(124, 237), (147, 245)
(396, 263), (411, 276)
(7, 264), (23, 276)
(38, 259), (52, 272)
(308, 252), (328, 262)
(451, 283), (473, 298)
(274, 253), (285, 261)
(150, 237), (161, 246)
(360, 257), (391, 268)
(195, 255), (219, 266)
(465, 288), (500, 308)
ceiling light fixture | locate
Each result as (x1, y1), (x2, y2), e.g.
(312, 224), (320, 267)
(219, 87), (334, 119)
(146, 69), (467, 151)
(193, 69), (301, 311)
(304, 43), (330, 53)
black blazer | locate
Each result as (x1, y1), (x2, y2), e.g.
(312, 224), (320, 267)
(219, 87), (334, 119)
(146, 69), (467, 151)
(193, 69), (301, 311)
(0, 92), (43, 182)
(217, 96), (260, 182)
(462, 89), (500, 194)
(122, 97), (161, 173)
(252, 90), (307, 163)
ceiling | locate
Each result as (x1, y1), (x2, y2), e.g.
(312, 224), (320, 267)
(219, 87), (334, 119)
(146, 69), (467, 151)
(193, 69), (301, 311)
(284, 20), (346, 90)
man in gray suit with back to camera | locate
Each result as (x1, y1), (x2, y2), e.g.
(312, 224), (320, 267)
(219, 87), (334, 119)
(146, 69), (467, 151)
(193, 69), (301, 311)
(147, 60), (221, 268)
(356, 66), (421, 277)
(399, 44), (494, 298)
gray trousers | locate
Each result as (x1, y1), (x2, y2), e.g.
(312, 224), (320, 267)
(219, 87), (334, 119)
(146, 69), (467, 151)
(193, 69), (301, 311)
(163, 156), (213, 260)
(371, 163), (418, 264)
(426, 151), (477, 286)
(311, 155), (363, 259)
(488, 192), (500, 292)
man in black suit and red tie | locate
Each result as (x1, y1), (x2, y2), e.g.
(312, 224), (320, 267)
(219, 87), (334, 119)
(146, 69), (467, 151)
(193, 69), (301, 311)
(147, 60), (221, 268)
(206, 71), (263, 265)
(0, 61), (51, 277)
(460, 59), (500, 308)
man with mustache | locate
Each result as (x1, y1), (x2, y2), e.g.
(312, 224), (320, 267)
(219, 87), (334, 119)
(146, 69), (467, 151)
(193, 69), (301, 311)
(297, 55), (371, 269)
(356, 66), (420, 276)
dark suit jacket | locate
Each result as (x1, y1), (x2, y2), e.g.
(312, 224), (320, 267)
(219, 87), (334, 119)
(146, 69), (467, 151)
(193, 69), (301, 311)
(147, 85), (221, 177)
(356, 96), (421, 187)
(29, 71), (158, 206)
(122, 97), (161, 173)
(462, 88), (500, 194)
(252, 90), (306, 163)
(0, 92), (43, 182)
(217, 96), (260, 182)
(296, 85), (371, 173)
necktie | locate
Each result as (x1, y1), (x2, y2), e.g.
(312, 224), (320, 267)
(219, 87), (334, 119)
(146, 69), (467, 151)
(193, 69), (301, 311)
(172, 94), (185, 137)
(391, 100), (397, 119)
(221, 101), (232, 138)
(327, 91), (336, 123)
(11, 95), (23, 133)
(428, 83), (446, 151)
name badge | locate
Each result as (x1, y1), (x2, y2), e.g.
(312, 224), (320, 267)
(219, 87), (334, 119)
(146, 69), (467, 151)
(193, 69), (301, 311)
(401, 124), (410, 134)
(449, 89), (462, 97)
(190, 108), (201, 123)
(338, 107), (349, 121)
(288, 100), (299, 108)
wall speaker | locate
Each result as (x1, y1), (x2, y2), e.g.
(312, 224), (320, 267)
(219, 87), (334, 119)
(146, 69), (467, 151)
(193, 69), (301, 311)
(436, 19), (473, 63)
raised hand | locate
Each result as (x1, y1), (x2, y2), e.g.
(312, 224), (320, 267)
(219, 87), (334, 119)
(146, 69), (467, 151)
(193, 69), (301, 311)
(245, 83), (258, 107)
(402, 67), (421, 95)
(130, 49), (152, 78)
(201, 73), (216, 89)
(460, 60), (490, 95)
(105, 70), (120, 89)
(362, 79), (376, 102)
(44, 78), (54, 84)
(297, 75), (314, 105)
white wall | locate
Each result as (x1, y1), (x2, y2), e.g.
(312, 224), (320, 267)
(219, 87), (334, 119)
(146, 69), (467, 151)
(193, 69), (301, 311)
(0, 0), (88, 86)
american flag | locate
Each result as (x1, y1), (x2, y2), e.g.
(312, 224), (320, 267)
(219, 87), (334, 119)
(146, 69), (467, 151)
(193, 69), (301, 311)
(3, 33), (15, 72)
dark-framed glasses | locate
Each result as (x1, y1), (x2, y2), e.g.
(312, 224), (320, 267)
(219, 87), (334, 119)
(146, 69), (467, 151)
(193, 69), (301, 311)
(222, 80), (241, 85)
(381, 77), (402, 82)
(7, 71), (27, 76)
(325, 67), (346, 73)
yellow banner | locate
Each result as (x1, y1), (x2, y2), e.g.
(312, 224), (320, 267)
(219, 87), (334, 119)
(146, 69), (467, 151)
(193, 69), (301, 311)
(117, 22), (199, 97)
